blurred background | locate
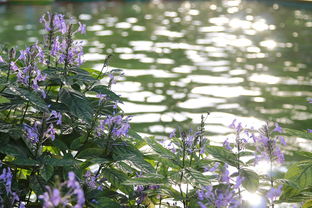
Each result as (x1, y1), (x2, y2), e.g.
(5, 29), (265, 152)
(0, 0), (311, 144)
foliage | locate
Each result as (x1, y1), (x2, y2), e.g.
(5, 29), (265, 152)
(0, 11), (310, 208)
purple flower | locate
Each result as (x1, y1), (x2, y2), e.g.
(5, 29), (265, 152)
(266, 185), (282, 202)
(10, 62), (19, 71)
(234, 176), (244, 189)
(97, 115), (131, 138)
(208, 162), (220, 172)
(44, 124), (56, 141)
(39, 187), (63, 208)
(23, 123), (40, 144)
(308, 98), (312, 104)
(223, 138), (232, 150)
(39, 171), (85, 208)
(0, 167), (13, 194)
(0, 55), (4, 63)
(221, 165), (230, 183)
(273, 123), (283, 133)
(308, 129), (312, 133)
(77, 22), (86, 34)
(169, 129), (176, 138)
(48, 110), (62, 125)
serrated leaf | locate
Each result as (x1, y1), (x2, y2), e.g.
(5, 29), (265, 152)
(285, 161), (312, 189)
(240, 168), (259, 192)
(59, 88), (93, 123)
(10, 158), (39, 167)
(40, 164), (54, 181)
(113, 144), (154, 173)
(205, 145), (238, 167)
(184, 168), (212, 186)
(8, 86), (49, 112)
(145, 137), (179, 164)
(90, 85), (120, 101)
(0, 143), (29, 158)
(124, 173), (167, 186)
(102, 168), (133, 195)
(76, 148), (105, 159)
(285, 128), (312, 141)
(91, 197), (121, 208)
(46, 157), (81, 167)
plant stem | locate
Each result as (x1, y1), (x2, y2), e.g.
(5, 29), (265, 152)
(20, 101), (30, 124)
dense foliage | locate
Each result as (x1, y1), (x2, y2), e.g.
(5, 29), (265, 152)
(0, 12), (311, 208)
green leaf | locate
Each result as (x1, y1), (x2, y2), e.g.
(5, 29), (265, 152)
(285, 128), (312, 141)
(240, 168), (259, 192)
(91, 197), (121, 208)
(90, 85), (120, 101)
(205, 145), (238, 167)
(285, 160), (312, 189)
(113, 144), (154, 173)
(184, 168), (212, 186)
(145, 137), (180, 164)
(40, 164), (54, 181)
(76, 148), (105, 159)
(59, 88), (94, 123)
(10, 158), (39, 167)
(102, 168), (133, 195)
(303, 200), (312, 208)
(46, 157), (81, 167)
(124, 173), (167, 185)
(0, 95), (10, 104)
(0, 143), (29, 158)
(70, 136), (86, 150)
(8, 86), (49, 112)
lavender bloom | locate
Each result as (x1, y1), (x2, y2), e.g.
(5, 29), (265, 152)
(9, 62), (19, 71)
(44, 124), (56, 141)
(0, 168), (13, 194)
(273, 123), (283, 133)
(254, 124), (286, 164)
(266, 185), (282, 202)
(39, 172), (85, 208)
(48, 110), (62, 125)
(221, 164), (230, 183)
(39, 187), (63, 208)
(23, 123), (40, 144)
(308, 98), (312, 103)
(208, 162), (220, 172)
(0, 55), (4, 63)
(77, 22), (86, 34)
(308, 129), (312, 133)
(40, 12), (67, 34)
(223, 138), (233, 150)
(0, 167), (21, 206)
(169, 129), (176, 138)
(15, 44), (47, 98)
(97, 115), (131, 138)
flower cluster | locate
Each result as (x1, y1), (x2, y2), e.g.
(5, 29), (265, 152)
(39, 172), (85, 208)
(40, 12), (86, 67)
(96, 115), (131, 138)
(253, 123), (286, 164)
(23, 110), (62, 144)
(84, 171), (104, 190)
(0, 166), (24, 208)
(197, 164), (242, 208)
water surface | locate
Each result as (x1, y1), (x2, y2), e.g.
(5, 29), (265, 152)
(0, 0), (311, 139)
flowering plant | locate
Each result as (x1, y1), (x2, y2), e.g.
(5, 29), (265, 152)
(0, 12), (310, 208)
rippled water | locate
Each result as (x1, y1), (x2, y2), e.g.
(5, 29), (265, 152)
(0, 0), (312, 137)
